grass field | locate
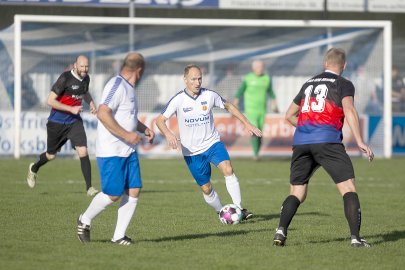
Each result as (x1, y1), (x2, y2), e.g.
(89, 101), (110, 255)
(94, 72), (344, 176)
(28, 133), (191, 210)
(1, 157), (404, 270)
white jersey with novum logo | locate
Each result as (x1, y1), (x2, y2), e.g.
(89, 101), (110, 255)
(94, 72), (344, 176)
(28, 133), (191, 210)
(161, 88), (226, 156)
(96, 75), (139, 157)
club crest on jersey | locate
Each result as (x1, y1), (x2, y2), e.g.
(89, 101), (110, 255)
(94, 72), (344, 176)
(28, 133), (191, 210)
(183, 107), (193, 113)
(72, 85), (80, 90)
(201, 101), (208, 111)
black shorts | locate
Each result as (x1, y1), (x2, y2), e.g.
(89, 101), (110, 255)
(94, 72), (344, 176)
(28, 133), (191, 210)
(290, 143), (355, 185)
(46, 120), (87, 154)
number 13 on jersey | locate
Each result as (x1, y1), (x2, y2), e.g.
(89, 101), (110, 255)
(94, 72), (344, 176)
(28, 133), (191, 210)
(301, 84), (328, 113)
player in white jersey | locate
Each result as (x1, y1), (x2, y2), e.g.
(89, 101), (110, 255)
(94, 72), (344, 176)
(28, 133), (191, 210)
(156, 64), (262, 220)
(77, 53), (155, 245)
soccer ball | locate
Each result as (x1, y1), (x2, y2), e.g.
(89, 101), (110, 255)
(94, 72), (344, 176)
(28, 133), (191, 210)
(218, 204), (243, 225)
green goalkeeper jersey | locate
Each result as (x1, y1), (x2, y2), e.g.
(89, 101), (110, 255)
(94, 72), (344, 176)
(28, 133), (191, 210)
(235, 72), (276, 113)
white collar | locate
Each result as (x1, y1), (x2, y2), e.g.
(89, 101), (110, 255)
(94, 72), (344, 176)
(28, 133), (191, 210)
(71, 69), (83, 81)
(325, 69), (339, 75)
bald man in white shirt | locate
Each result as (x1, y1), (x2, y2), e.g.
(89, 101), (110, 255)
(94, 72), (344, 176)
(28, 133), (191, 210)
(77, 52), (154, 245)
(156, 64), (262, 221)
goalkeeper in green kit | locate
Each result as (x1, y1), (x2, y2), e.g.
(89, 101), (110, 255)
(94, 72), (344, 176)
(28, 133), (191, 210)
(234, 60), (279, 160)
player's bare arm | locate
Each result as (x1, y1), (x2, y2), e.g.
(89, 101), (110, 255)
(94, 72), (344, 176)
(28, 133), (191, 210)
(97, 104), (141, 145)
(136, 121), (155, 143)
(83, 92), (97, 114)
(47, 91), (83, 115)
(224, 102), (262, 137)
(156, 114), (179, 149)
(232, 98), (240, 108)
(342, 96), (374, 162)
(285, 102), (300, 127)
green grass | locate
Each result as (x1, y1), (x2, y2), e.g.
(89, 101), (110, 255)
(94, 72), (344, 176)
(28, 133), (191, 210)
(1, 157), (404, 270)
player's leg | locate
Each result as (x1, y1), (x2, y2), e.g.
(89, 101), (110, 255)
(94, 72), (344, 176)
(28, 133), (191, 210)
(30, 152), (56, 173)
(77, 192), (116, 244)
(112, 153), (142, 245)
(77, 156), (124, 243)
(274, 145), (317, 246)
(274, 184), (307, 246)
(211, 142), (252, 219)
(315, 143), (369, 247)
(216, 160), (241, 207)
(184, 153), (223, 212)
(337, 180), (369, 247)
(76, 146), (93, 192)
(76, 146), (98, 196)
(200, 182), (223, 212)
(210, 142), (241, 207)
(27, 121), (64, 188)
(69, 121), (97, 195)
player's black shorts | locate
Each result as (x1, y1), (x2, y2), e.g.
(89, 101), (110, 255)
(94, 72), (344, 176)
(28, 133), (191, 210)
(290, 143), (355, 185)
(46, 120), (87, 154)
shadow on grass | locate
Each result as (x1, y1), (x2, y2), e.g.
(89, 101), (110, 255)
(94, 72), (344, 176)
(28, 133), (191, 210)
(54, 189), (184, 196)
(308, 236), (347, 245)
(143, 228), (268, 243)
(89, 229), (405, 246)
(237, 211), (329, 225)
(91, 239), (114, 244)
(370, 230), (405, 245)
(307, 230), (405, 246)
(249, 213), (280, 223)
(141, 190), (190, 194)
(296, 211), (330, 217)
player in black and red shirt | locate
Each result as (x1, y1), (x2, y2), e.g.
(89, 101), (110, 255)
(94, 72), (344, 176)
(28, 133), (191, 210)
(26, 55), (99, 196)
(272, 48), (374, 248)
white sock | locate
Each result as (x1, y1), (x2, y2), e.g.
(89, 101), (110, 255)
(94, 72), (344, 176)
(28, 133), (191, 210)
(225, 174), (242, 209)
(81, 192), (114, 226)
(203, 189), (223, 212)
(112, 195), (138, 241)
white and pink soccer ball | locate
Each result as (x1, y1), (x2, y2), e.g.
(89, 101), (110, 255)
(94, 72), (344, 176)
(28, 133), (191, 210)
(218, 204), (242, 225)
